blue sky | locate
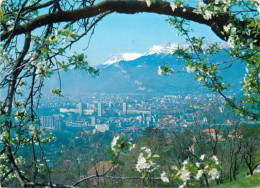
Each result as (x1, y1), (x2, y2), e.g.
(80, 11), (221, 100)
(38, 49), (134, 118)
(79, 12), (223, 66)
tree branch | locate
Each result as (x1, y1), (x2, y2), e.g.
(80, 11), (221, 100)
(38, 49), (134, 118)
(0, 0), (230, 42)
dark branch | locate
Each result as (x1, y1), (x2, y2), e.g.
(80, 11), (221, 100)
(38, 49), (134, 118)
(1, 0), (230, 42)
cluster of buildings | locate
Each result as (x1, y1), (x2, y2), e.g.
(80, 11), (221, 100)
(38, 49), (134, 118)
(38, 93), (249, 134)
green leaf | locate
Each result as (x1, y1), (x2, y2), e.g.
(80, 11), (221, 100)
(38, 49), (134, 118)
(0, 8), (4, 20)
(50, 88), (62, 96)
(4, 130), (9, 140)
(107, 160), (114, 164)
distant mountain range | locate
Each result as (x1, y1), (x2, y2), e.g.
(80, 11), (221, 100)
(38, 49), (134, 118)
(44, 42), (245, 96)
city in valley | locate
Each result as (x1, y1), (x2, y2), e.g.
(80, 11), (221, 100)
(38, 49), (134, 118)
(37, 93), (253, 135)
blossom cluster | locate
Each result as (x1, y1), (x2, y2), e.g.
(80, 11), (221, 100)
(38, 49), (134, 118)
(0, 154), (26, 180)
(111, 135), (120, 151)
(136, 147), (160, 173)
(160, 171), (169, 183)
(110, 136), (222, 187)
(161, 154), (221, 188)
(107, 135), (135, 166)
(193, 2), (215, 20)
(111, 135), (135, 153)
(157, 62), (174, 76)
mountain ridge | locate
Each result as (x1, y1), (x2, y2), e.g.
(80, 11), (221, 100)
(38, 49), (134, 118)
(45, 48), (245, 95)
(43, 42), (244, 96)
(102, 42), (229, 66)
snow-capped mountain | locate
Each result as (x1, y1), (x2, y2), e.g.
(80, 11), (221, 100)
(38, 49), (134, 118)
(44, 42), (243, 96)
(103, 53), (143, 65)
(102, 42), (229, 66)
(146, 42), (187, 55)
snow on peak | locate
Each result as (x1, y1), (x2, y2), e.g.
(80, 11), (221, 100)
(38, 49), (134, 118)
(103, 53), (143, 65)
(146, 42), (229, 55)
(146, 42), (186, 55)
(103, 42), (229, 65)
(103, 43), (181, 65)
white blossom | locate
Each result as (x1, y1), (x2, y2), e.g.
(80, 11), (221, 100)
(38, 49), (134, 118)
(179, 182), (186, 188)
(35, 68), (43, 75)
(35, 61), (45, 74)
(170, 3), (177, 12)
(180, 169), (190, 182)
(0, 132), (6, 141)
(111, 135), (120, 151)
(186, 66), (196, 73)
(214, 5), (220, 11)
(136, 152), (150, 172)
(7, 20), (14, 26)
(55, 30), (59, 37)
(136, 147), (159, 173)
(250, 42), (254, 49)
(208, 168), (220, 180)
(160, 171), (169, 183)
(183, 159), (188, 165)
(222, 0), (232, 5)
(198, 2), (206, 9)
(62, 34), (73, 43)
(223, 23), (232, 32)
(196, 169), (203, 180)
(198, 77), (203, 82)
(212, 155), (219, 164)
(223, 5), (228, 12)
(29, 125), (36, 136)
(257, 5), (260, 15)
(215, 0), (220, 4)
(200, 154), (205, 160)
(141, 146), (151, 154)
(14, 110), (26, 121)
(246, 29), (251, 36)
(227, 36), (235, 48)
(203, 10), (214, 20)
(212, 155), (217, 161)
(219, 106), (224, 113)
(29, 52), (38, 62)
(15, 156), (24, 164)
(146, 0), (151, 7)
(130, 144), (136, 151)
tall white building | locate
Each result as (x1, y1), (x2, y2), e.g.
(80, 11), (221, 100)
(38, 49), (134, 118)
(40, 116), (54, 129)
(91, 116), (95, 126)
(76, 102), (83, 115)
(98, 103), (102, 116)
(122, 102), (127, 115)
